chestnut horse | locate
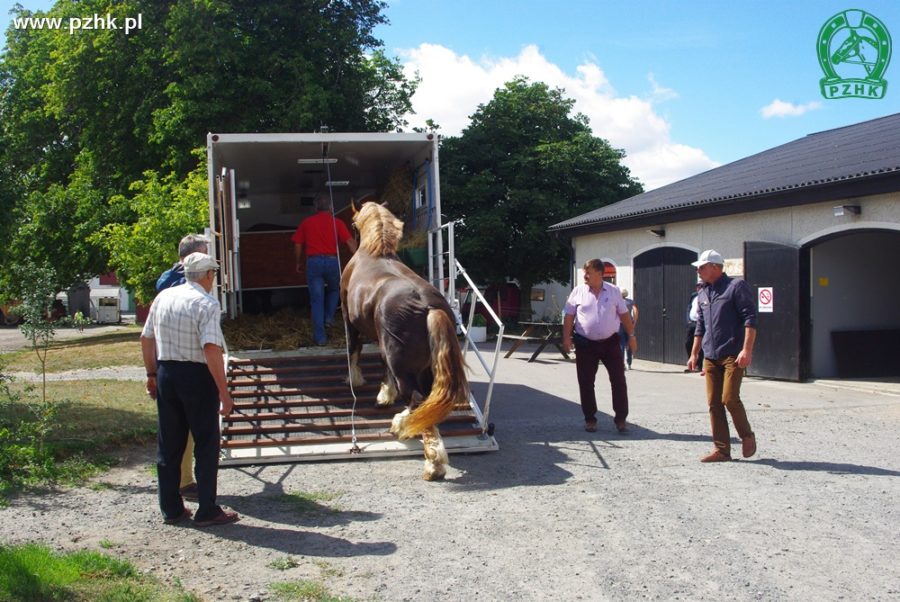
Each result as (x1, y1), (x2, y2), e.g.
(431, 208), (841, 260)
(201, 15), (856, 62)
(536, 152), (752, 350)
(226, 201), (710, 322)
(340, 202), (468, 480)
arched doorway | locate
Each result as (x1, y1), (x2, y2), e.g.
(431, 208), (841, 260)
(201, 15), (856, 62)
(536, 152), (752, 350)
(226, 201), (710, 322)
(807, 229), (900, 378)
(633, 247), (696, 364)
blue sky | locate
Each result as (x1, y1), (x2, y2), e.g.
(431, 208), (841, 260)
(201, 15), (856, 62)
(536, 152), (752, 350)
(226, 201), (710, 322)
(4, 1), (899, 190)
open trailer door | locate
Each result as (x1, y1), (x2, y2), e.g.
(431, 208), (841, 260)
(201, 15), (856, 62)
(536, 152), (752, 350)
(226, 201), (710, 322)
(213, 167), (242, 318)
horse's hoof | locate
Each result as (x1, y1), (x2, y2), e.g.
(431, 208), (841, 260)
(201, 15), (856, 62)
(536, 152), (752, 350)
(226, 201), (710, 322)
(422, 466), (446, 481)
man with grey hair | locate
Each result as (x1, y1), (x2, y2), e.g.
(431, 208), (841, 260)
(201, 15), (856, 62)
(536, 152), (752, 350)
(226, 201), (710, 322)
(688, 249), (758, 463)
(155, 233), (210, 501)
(141, 252), (238, 527)
(291, 193), (357, 345)
(156, 234), (210, 291)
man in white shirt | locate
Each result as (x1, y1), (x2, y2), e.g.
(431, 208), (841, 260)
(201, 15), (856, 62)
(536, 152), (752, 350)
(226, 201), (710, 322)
(562, 259), (637, 434)
(141, 252), (239, 527)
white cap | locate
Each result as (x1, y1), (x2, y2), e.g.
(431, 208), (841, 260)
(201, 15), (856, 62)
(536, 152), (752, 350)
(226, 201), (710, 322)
(182, 252), (219, 274)
(691, 249), (725, 268)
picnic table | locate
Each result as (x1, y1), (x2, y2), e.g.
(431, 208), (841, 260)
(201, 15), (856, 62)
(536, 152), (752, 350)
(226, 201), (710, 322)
(502, 321), (571, 362)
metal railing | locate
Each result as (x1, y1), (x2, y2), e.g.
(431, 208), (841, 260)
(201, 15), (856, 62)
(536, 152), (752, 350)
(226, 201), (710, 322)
(455, 259), (503, 434)
(426, 221), (502, 435)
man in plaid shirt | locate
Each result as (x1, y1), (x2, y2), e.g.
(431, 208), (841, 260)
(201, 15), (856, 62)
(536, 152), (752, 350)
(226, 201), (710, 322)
(141, 252), (239, 527)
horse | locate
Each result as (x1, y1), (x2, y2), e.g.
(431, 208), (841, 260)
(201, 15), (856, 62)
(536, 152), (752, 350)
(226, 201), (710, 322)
(831, 29), (878, 75)
(340, 202), (469, 480)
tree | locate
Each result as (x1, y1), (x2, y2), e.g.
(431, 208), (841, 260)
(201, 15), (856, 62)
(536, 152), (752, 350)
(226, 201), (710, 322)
(93, 160), (209, 305)
(441, 77), (643, 316)
(0, 0), (416, 297)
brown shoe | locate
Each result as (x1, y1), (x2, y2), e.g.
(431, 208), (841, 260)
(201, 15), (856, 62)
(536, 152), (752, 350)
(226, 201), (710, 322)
(615, 420), (630, 434)
(584, 420), (598, 433)
(742, 434), (757, 458)
(700, 450), (731, 463)
(194, 510), (240, 528)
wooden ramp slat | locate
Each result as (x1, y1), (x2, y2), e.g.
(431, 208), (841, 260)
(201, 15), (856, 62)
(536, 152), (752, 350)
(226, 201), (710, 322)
(222, 427), (486, 449)
(219, 350), (497, 466)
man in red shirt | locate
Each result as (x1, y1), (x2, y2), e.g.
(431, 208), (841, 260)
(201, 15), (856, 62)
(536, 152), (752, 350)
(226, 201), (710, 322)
(292, 194), (358, 345)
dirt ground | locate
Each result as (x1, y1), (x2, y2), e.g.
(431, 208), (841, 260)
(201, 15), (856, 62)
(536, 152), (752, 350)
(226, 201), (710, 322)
(2, 342), (899, 601)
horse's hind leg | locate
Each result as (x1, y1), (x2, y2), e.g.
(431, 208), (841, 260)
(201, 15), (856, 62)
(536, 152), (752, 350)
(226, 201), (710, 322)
(345, 326), (366, 388)
(421, 426), (449, 481)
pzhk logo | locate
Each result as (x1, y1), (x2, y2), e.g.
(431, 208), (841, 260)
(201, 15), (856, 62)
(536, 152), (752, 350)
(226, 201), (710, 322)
(818, 9), (892, 99)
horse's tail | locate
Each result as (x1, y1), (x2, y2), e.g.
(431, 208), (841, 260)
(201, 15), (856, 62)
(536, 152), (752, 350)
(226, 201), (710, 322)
(396, 309), (469, 439)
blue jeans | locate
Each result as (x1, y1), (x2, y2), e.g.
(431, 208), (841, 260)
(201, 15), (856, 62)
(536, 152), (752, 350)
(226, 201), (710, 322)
(306, 255), (341, 344)
(618, 325), (633, 366)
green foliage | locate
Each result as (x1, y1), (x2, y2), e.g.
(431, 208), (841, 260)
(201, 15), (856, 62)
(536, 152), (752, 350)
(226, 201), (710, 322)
(0, 543), (199, 601)
(268, 556), (301, 571)
(11, 260), (66, 403)
(94, 159), (209, 304)
(70, 310), (92, 332)
(1, 0), (415, 297)
(270, 579), (354, 602)
(472, 314), (488, 327)
(441, 77), (643, 309)
(0, 368), (58, 504)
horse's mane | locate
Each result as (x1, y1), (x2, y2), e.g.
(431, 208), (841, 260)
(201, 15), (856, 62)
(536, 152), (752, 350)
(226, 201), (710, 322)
(355, 203), (404, 257)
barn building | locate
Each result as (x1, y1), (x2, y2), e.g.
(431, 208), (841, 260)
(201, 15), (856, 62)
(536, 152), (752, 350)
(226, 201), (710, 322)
(549, 112), (900, 382)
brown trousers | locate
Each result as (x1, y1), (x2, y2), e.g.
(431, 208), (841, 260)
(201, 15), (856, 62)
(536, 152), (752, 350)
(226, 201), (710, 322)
(704, 356), (753, 455)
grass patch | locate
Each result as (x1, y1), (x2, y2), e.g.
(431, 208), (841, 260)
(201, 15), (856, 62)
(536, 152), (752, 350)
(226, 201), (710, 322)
(314, 560), (344, 579)
(270, 579), (354, 602)
(1, 378), (156, 502)
(4, 379), (155, 454)
(0, 542), (199, 601)
(268, 556), (300, 571)
(0, 329), (143, 373)
(274, 490), (343, 514)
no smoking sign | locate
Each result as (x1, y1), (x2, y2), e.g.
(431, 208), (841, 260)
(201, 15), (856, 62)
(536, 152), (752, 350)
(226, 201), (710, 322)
(758, 287), (774, 313)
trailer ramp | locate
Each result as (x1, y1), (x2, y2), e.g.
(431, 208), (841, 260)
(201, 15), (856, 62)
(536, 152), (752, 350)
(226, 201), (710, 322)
(220, 348), (497, 466)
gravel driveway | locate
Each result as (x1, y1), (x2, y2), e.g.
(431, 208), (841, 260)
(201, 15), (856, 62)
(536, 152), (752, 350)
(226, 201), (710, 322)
(1, 344), (899, 601)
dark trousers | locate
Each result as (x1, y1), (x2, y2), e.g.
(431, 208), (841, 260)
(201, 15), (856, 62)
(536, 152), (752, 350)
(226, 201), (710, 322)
(156, 361), (222, 522)
(574, 333), (629, 424)
(704, 356), (753, 456)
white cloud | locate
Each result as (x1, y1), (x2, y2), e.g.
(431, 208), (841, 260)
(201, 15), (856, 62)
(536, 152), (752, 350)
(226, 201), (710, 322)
(760, 99), (822, 118)
(397, 43), (718, 191)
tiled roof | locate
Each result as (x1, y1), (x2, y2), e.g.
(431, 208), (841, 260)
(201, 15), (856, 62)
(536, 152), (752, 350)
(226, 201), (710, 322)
(549, 112), (900, 233)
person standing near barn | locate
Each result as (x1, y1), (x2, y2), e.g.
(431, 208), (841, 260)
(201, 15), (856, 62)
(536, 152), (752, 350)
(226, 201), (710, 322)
(155, 233), (210, 502)
(561, 259), (637, 434)
(684, 281), (704, 374)
(617, 289), (639, 370)
(292, 194), (358, 346)
(687, 250), (758, 462)
(141, 252), (239, 526)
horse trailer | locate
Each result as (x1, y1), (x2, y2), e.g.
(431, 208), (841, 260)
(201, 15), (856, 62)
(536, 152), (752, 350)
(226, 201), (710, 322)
(205, 132), (499, 466)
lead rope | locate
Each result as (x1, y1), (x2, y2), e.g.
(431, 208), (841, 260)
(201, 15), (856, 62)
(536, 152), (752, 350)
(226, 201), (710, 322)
(322, 145), (361, 454)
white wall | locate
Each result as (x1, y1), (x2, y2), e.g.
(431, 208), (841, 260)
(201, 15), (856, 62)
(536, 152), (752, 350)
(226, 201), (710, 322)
(572, 192), (900, 300)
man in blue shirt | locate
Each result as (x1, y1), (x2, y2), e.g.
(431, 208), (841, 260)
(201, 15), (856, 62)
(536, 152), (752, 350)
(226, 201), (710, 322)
(687, 250), (758, 462)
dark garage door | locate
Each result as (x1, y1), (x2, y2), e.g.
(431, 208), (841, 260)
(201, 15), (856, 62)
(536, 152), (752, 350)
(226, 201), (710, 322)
(633, 247), (697, 365)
